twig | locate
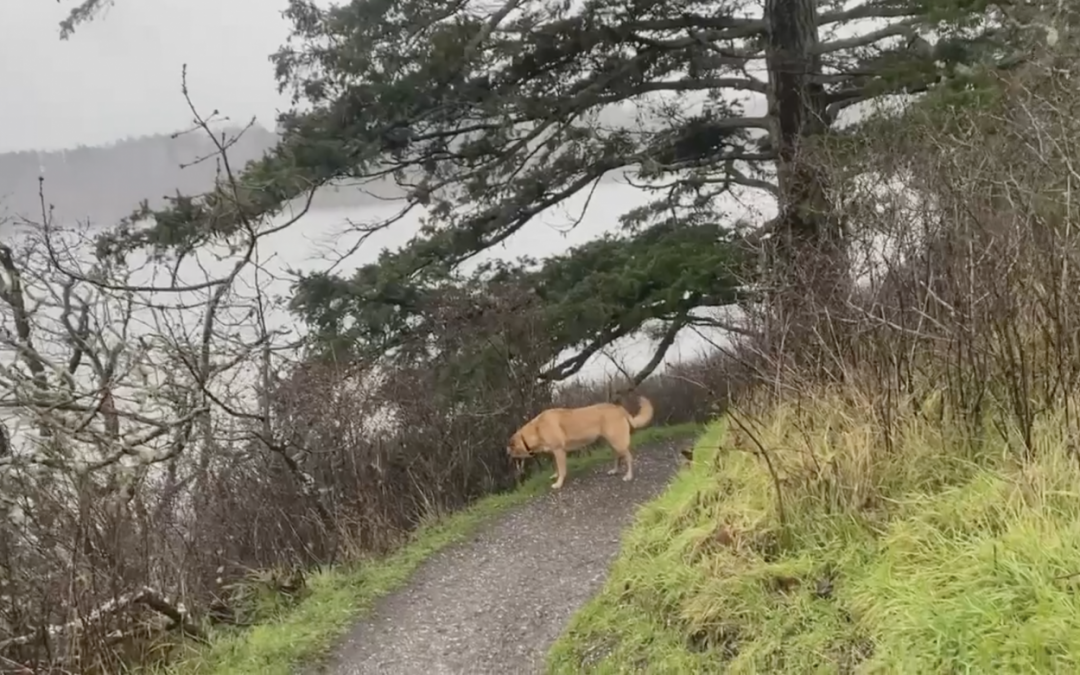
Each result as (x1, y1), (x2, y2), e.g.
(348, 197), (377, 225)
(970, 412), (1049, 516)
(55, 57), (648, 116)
(0, 586), (205, 654)
(728, 406), (787, 528)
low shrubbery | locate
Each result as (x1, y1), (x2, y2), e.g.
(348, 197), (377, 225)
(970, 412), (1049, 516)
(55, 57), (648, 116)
(550, 394), (1080, 673)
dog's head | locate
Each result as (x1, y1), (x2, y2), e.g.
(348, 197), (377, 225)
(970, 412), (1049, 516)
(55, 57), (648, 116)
(506, 431), (533, 459)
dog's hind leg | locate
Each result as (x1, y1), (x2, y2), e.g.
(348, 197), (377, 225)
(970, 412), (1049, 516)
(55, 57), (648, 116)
(606, 452), (622, 476)
(551, 447), (568, 489)
(619, 448), (634, 482)
(609, 427), (634, 482)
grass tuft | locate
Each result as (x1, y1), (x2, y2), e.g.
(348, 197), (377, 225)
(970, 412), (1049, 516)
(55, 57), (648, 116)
(548, 397), (1080, 673)
(156, 423), (699, 675)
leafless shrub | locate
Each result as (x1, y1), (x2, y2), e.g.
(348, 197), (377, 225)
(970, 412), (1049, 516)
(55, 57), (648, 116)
(204, 280), (561, 577)
(554, 346), (760, 426)
(739, 37), (1080, 465)
(0, 219), (223, 672)
(0, 70), (320, 671)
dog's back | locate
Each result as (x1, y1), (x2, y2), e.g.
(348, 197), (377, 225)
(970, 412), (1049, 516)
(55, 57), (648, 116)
(534, 397), (652, 447)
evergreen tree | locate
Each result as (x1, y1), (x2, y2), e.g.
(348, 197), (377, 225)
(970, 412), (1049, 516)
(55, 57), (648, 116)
(58, 0), (115, 39)
(96, 0), (1021, 380)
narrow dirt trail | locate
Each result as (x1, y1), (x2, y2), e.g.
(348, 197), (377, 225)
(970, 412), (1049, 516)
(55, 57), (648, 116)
(310, 437), (690, 675)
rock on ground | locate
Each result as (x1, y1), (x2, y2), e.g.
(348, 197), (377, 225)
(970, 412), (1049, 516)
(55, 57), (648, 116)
(312, 437), (690, 675)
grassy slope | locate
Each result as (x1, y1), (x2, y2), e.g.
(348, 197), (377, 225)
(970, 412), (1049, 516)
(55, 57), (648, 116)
(548, 397), (1080, 674)
(161, 423), (699, 675)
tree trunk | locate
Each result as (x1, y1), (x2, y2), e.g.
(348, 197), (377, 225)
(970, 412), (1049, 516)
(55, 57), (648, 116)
(764, 0), (848, 368)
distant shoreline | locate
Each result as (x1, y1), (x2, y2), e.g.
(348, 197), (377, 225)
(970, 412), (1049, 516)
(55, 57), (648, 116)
(0, 124), (637, 229)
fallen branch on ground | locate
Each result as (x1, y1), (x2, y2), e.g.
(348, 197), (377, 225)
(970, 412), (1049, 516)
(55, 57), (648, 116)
(0, 585), (205, 654)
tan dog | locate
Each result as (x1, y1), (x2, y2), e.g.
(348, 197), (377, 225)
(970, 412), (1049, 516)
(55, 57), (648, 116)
(507, 396), (654, 489)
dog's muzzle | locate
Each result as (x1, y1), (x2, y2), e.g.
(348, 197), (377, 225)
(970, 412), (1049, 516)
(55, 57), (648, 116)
(507, 435), (535, 460)
(507, 446), (533, 460)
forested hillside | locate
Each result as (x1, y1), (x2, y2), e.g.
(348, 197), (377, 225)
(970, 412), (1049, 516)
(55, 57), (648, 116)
(0, 106), (641, 228)
(0, 125), (279, 225)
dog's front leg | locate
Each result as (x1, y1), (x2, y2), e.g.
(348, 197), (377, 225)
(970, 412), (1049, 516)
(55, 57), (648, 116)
(551, 447), (568, 489)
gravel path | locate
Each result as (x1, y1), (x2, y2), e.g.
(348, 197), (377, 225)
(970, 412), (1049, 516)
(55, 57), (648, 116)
(312, 437), (690, 675)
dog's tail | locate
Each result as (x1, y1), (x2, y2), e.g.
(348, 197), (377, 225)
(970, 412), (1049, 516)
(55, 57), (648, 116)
(625, 396), (654, 429)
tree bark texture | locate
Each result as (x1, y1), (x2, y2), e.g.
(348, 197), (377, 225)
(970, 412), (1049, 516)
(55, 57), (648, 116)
(764, 0), (849, 364)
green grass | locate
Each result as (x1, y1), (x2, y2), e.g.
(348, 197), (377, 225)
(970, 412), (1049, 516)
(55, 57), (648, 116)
(548, 396), (1080, 674)
(159, 422), (699, 675)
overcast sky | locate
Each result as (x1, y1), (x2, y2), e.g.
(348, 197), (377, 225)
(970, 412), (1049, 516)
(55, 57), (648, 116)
(1, 0), (292, 152)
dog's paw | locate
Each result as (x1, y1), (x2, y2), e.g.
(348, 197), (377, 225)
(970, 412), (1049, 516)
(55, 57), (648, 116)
(606, 467), (619, 475)
(551, 481), (564, 490)
(622, 474), (633, 482)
